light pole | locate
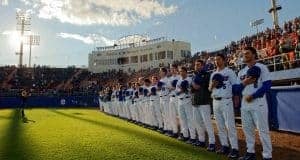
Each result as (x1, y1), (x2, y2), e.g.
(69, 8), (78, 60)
(24, 34), (40, 68)
(250, 19), (264, 37)
(268, 0), (282, 28)
(16, 11), (31, 68)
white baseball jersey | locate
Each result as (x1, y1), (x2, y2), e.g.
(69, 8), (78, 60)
(112, 90), (117, 102)
(159, 76), (170, 96)
(125, 88), (134, 101)
(210, 67), (237, 98)
(169, 75), (180, 95)
(176, 76), (192, 98)
(237, 63), (270, 97)
(144, 86), (151, 97)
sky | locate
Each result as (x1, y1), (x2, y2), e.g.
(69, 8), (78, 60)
(0, 0), (299, 67)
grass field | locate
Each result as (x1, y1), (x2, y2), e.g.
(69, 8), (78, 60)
(0, 108), (225, 160)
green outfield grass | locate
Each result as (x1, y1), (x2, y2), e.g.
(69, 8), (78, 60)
(0, 108), (224, 160)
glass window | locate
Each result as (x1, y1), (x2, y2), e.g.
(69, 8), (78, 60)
(158, 51), (166, 60)
(167, 51), (173, 59)
(141, 54), (148, 62)
(130, 56), (138, 63)
(149, 53), (153, 61)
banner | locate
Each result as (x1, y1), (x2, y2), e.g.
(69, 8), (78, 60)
(268, 86), (300, 133)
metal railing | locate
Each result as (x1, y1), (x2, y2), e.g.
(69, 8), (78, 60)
(256, 52), (300, 72)
(216, 52), (300, 73)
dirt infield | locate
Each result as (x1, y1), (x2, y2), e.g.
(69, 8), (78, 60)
(234, 127), (300, 160)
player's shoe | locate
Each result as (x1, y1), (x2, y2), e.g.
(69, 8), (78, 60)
(216, 146), (230, 155)
(207, 144), (215, 152)
(228, 149), (239, 159)
(239, 152), (256, 160)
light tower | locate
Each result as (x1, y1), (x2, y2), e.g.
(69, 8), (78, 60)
(268, 0), (282, 28)
(24, 34), (40, 68)
(16, 10), (31, 68)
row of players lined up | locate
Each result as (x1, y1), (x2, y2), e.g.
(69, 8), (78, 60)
(99, 46), (272, 160)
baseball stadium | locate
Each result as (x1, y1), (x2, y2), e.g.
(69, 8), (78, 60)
(0, 0), (300, 160)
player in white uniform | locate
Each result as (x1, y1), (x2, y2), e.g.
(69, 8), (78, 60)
(114, 84), (121, 116)
(131, 83), (139, 123)
(98, 90), (104, 112)
(151, 76), (163, 129)
(159, 67), (171, 133)
(118, 85), (126, 118)
(106, 87), (113, 115)
(125, 83), (134, 120)
(111, 86), (117, 116)
(138, 77), (146, 125)
(209, 54), (239, 158)
(176, 66), (196, 142)
(168, 64), (181, 137)
(149, 76), (160, 129)
(235, 47), (272, 160)
(143, 78), (152, 127)
(137, 85), (145, 125)
(102, 88), (108, 113)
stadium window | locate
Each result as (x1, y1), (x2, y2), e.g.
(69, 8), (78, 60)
(167, 51), (173, 59)
(141, 54), (148, 62)
(155, 52), (158, 60)
(186, 51), (191, 58)
(130, 56), (138, 63)
(118, 57), (129, 65)
(158, 51), (166, 60)
(181, 50), (191, 58)
(110, 59), (113, 65)
(181, 50), (185, 57)
(121, 57), (129, 64)
(149, 53), (153, 61)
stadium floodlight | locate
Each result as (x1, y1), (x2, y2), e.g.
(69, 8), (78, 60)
(1, 0), (8, 5)
(24, 35), (40, 68)
(250, 19), (264, 27)
(16, 10), (31, 68)
(250, 19), (264, 36)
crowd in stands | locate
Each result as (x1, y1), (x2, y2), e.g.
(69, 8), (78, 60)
(195, 16), (300, 72)
(0, 17), (299, 97)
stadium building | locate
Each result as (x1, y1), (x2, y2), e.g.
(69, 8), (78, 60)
(88, 35), (191, 73)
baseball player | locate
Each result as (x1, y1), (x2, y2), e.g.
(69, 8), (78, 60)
(118, 85), (125, 118)
(124, 83), (134, 120)
(106, 87), (113, 115)
(191, 59), (216, 151)
(209, 54), (239, 158)
(168, 64), (181, 137)
(234, 47), (272, 160)
(176, 66), (196, 142)
(137, 77), (148, 125)
(151, 76), (163, 130)
(137, 85), (145, 124)
(111, 86), (118, 116)
(131, 83), (140, 123)
(20, 88), (30, 119)
(159, 67), (171, 133)
(103, 88), (109, 114)
(98, 90), (104, 112)
(149, 76), (160, 129)
(143, 79), (152, 127)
